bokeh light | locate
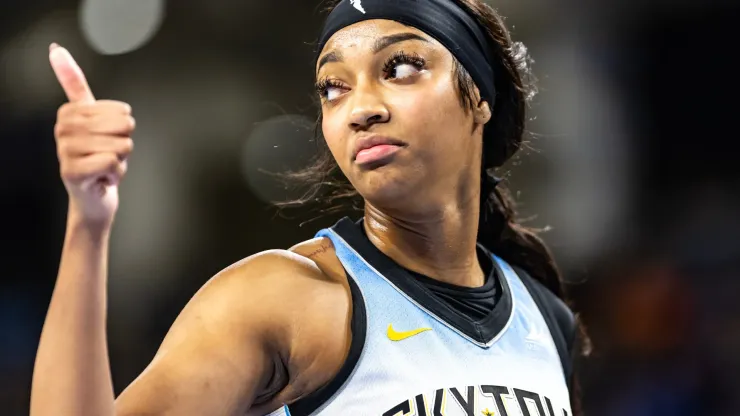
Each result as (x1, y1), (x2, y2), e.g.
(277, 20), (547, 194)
(241, 114), (318, 204)
(80, 0), (165, 55)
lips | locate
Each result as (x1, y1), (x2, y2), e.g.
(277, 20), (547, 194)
(353, 135), (406, 166)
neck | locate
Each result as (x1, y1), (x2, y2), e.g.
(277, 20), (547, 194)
(363, 196), (485, 288)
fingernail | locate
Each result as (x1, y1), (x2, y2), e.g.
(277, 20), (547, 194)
(49, 43), (59, 52)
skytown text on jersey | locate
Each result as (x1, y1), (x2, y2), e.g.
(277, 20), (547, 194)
(383, 384), (569, 416)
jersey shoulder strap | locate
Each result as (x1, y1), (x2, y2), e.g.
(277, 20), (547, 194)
(512, 266), (576, 387)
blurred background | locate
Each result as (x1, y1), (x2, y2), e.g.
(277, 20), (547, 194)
(1, 0), (738, 414)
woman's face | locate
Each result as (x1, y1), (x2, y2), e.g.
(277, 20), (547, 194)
(316, 20), (489, 213)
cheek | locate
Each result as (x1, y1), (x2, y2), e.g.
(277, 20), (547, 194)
(321, 114), (347, 162)
(399, 78), (447, 114)
(429, 78), (471, 128)
(393, 77), (472, 151)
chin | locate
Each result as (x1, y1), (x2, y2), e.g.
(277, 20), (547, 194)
(356, 167), (423, 208)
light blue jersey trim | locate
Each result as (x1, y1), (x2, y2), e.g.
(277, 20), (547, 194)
(318, 228), (516, 348)
(265, 404), (291, 416)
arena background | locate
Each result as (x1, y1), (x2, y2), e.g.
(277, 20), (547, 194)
(1, 0), (738, 414)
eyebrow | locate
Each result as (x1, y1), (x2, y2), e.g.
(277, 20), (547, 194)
(317, 51), (344, 71)
(317, 32), (430, 72)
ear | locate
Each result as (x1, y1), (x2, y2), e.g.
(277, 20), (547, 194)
(474, 100), (492, 125)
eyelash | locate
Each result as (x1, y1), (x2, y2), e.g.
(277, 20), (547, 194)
(315, 50), (427, 101)
(382, 51), (427, 78)
(314, 78), (344, 99)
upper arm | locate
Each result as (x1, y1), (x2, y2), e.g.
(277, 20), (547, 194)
(113, 250), (323, 416)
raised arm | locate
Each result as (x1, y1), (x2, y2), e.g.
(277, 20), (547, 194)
(31, 44), (133, 416)
(30, 45), (321, 416)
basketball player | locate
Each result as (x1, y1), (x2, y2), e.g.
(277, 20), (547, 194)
(31, 0), (580, 415)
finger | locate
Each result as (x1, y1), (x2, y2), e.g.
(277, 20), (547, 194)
(92, 100), (132, 115)
(64, 152), (122, 183)
(54, 113), (135, 140)
(101, 159), (127, 187)
(84, 114), (136, 136)
(62, 136), (134, 158)
(61, 153), (121, 181)
(49, 43), (95, 104)
(58, 101), (132, 119)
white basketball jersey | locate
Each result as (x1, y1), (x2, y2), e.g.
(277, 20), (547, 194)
(267, 218), (571, 416)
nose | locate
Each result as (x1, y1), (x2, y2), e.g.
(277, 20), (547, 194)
(348, 87), (390, 130)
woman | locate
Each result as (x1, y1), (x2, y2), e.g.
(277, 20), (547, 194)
(31, 0), (580, 415)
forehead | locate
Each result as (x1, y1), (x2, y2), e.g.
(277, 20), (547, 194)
(319, 19), (440, 57)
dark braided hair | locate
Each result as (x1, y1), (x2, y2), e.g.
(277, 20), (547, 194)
(451, 0), (564, 298)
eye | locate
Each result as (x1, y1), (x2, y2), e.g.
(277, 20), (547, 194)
(315, 78), (348, 102)
(383, 51), (427, 80)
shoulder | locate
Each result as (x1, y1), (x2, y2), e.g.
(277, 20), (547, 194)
(289, 236), (346, 282)
(215, 238), (351, 339)
(211, 236), (342, 283)
(143, 236), (349, 367)
(213, 238), (353, 403)
(193, 238), (348, 340)
(154, 240), (346, 354)
(205, 237), (344, 304)
(116, 239), (351, 414)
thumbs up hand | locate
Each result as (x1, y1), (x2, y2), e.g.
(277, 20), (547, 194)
(50, 44), (134, 228)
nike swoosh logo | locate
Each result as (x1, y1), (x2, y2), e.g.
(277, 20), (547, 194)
(387, 324), (432, 341)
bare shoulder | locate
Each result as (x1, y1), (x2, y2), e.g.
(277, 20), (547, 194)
(116, 241), (352, 415)
(214, 239), (353, 410)
(289, 236), (346, 283)
(159, 248), (328, 334)
(168, 242), (350, 357)
(192, 239), (344, 314)
(199, 238), (347, 319)
(178, 236), (346, 330)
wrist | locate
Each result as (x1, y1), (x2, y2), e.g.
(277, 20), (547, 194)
(66, 202), (114, 238)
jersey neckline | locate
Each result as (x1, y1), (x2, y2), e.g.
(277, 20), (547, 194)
(332, 216), (514, 346)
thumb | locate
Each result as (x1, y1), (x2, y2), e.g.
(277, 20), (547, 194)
(49, 43), (95, 104)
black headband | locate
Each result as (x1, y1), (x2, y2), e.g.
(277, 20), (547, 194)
(316, 0), (497, 105)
